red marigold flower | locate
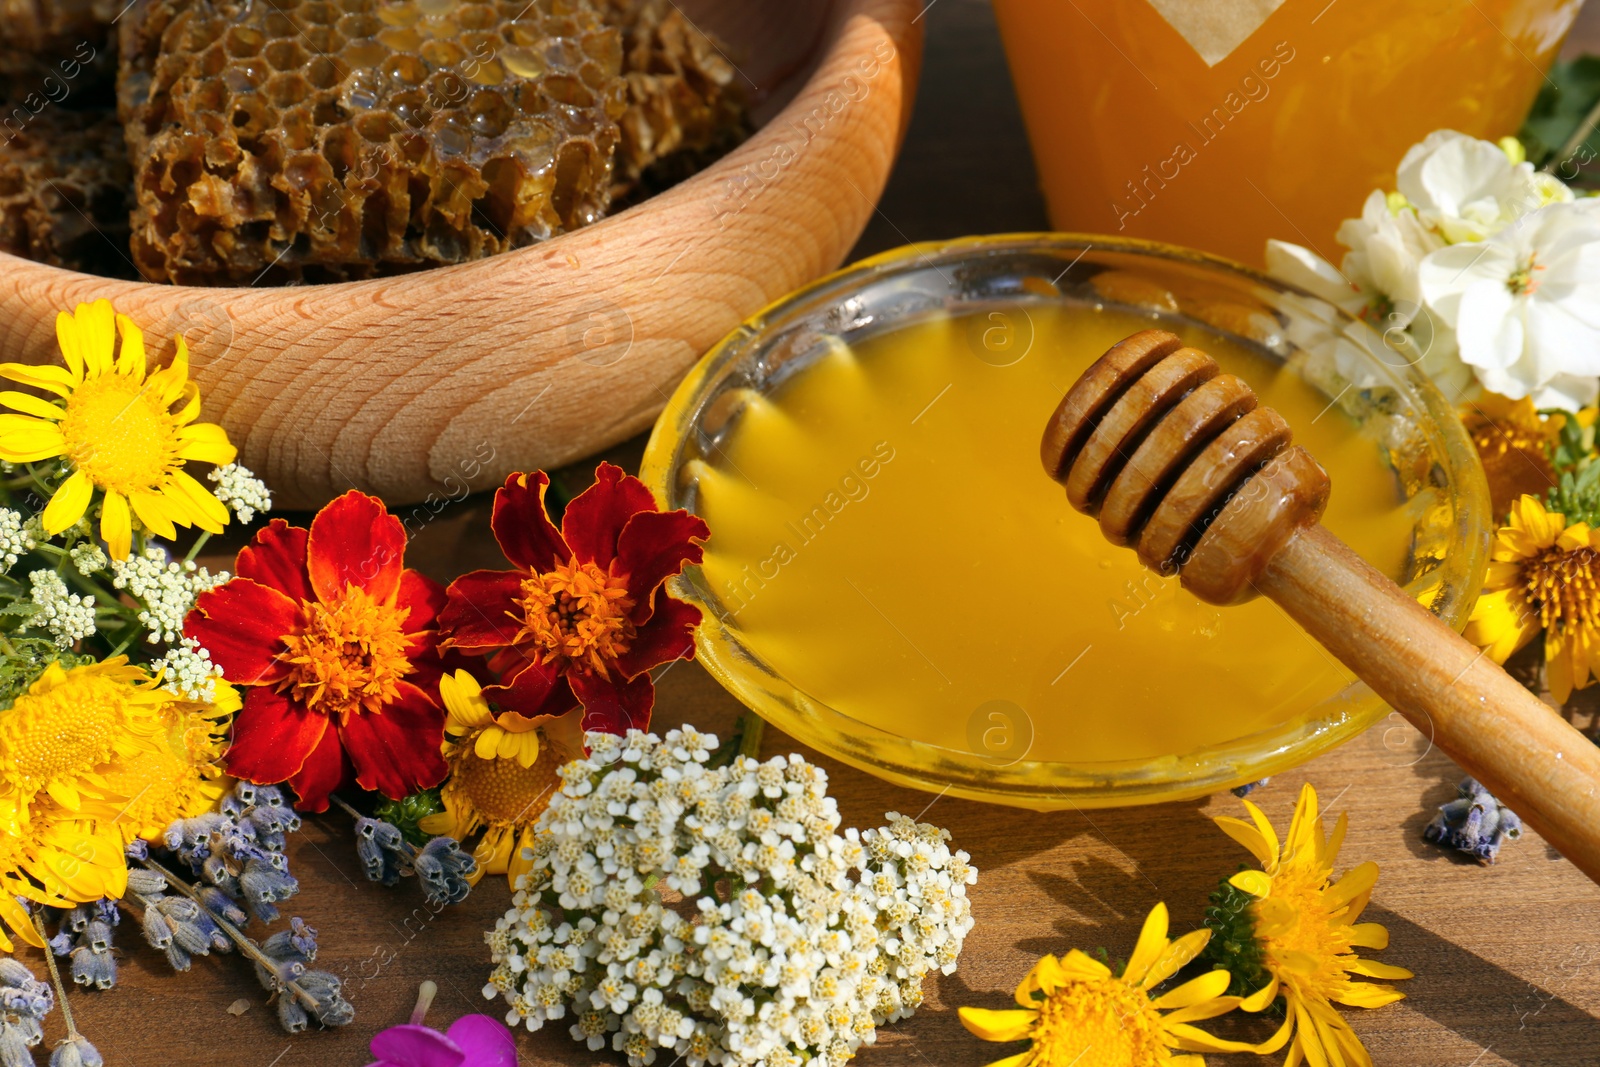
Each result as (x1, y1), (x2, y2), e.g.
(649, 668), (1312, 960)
(439, 463), (708, 733)
(185, 491), (449, 811)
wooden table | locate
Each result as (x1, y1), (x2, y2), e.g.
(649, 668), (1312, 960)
(38, 3), (1600, 1064)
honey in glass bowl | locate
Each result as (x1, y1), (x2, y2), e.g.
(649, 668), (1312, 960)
(642, 235), (1489, 808)
(990, 0), (1582, 265)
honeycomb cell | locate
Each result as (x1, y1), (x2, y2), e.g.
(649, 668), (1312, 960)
(120, 0), (626, 284)
(264, 39), (308, 72)
(600, 0), (751, 201)
(226, 26), (267, 58)
(0, 102), (134, 278)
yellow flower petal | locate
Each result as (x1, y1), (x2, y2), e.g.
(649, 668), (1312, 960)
(130, 489), (179, 541)
(0, 390), (64, 420)
(55, 309), (84, 379)
(1239, 973), (1281, 1012)
(1121, 901), (1169, 988)
(475, 725), (506, 762)
(958, 1006), (1036, 1044)
(115, 314), (146, 378)
(440, 669), (494, 732)
(1345, 959), (1413, 980)
(0, 361), (77, 396)
(101, 489), (133, 560)
(1143, 927), (1210, 989)
(1324, 861), (1379, 908)
(77, 299), (116, 376)
(42, 469), (94, 534)
(1151, 967), (1231, 1010)
(175, 421), (237, 465)
(1345, 922), (1388, 949)
(1229, 869), (1273, 897)
(169, 469), (230, 532)
(1213, 815), (1275, 867)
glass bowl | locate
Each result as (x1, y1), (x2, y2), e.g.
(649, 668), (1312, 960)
(640, 234), (1491, 809)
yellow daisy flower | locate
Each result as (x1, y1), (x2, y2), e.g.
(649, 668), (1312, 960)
(420, 669), (585, 888)
(1460, 394), (1564, 520)
(1211, 783), (1412, 1067)
(0, 298), (237, 559)
(0, 657), (237, 948)
(1463, 493), (1600, 703)
(959, 902), (1263, 1067)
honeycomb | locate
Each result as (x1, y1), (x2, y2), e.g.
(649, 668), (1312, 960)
(0, 0), (119, 86)
(601, 0), (749, 200)
(0, 102), (135, 277)
(118, 0), (626, 284)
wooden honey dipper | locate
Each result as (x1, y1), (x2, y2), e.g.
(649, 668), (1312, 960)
(1042, 328), (1600, 883)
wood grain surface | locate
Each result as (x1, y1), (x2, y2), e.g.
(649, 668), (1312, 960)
(11, 3), (1600, 1066)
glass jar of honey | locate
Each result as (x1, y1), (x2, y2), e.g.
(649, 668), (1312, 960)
(991, 0), (1582, 265)
(643, 235), (1490, 809)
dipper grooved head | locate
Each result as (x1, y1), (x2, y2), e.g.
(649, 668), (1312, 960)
(1041, 328), (1331, 605)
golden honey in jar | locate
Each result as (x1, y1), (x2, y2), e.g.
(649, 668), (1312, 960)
(990, 0), (1581, 264)
(689, 304), (1417, 766)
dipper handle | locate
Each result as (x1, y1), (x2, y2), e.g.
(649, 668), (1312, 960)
(1044, 329), (1600, 884)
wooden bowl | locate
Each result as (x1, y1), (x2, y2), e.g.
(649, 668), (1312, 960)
(0, 0), (923, 508)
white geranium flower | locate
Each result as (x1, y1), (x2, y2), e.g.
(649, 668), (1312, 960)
(1336, 190), (1446, 324)
(1397, 130), (1572, 243)
(1418, 200), (1600, 409)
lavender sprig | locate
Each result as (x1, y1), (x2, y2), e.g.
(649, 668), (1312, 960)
(139, 858), (353, 1032)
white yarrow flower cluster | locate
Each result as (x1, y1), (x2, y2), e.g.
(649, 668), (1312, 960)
(156, 636), (225, 702)
(207, 462), (273, 524)
(0, 507), (35, 573)
(484, 727), (977, 1067)
(1267, 130), (1600, 410)
(28, 568), (96, 648)
(108, 546), (230, 644)
(70, 541), (108, 575)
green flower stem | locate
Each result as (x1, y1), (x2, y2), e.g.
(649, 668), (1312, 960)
(737, 711), (765, 759)
(139, 857), (323, 1012)
(184, 532), (212, 565)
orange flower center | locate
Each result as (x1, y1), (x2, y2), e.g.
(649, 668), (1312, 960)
(278, 587), (413, 720)
(516, 559), (635, 675)
(1520, 544), (1600, 632)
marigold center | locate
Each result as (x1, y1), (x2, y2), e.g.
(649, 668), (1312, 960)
(279, 587), (413, 720)
(517, 559), (635, 674)
(59, 374), (177, 492)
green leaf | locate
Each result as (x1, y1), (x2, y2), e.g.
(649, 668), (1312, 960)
(1521, 55), (1600, 169)
(0, 641), (94, 710)
(373, 788), (446, 847)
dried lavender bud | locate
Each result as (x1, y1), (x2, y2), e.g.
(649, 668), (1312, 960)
(0, 1024), (35, 1067)
(164, 943), (192, 973)
(300, 974), (355, 1028)
(82, 921), (112, 954)
(354, 815), (414, 886)
(92, 900), (118, 928)
(1231, 777), (1270, 797)
(198, 887), (248, 929)
(0, 985), (50, 1019)
(47, 930), (73, 957)
(63, 906), (91, 934)
(1423, 777), (1524, 864)
(49, 1035), (104, 1067)
(0, 961), (37, 989)
(140, 906), (173, 950)
(123, 839), (149, 862)
(69, 946), (116, 991)
(277, 996), (309, 1034)
(126, 869), (168, 897)
(261, 919), (317, 963)
(414, 837), (476, 907)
